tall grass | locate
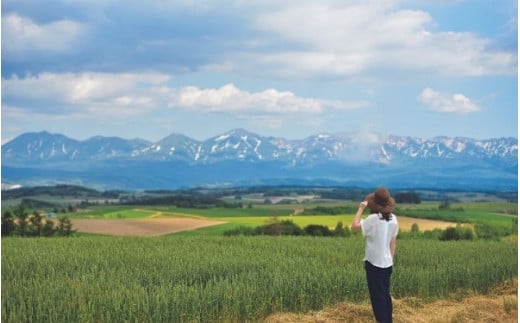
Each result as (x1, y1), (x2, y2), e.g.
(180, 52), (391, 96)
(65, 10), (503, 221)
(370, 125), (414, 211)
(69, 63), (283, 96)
(2, 236), (517, 322)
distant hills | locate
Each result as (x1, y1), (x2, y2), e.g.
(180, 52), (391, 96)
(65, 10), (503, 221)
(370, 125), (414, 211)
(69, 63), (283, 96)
(1, 129), (517, 191)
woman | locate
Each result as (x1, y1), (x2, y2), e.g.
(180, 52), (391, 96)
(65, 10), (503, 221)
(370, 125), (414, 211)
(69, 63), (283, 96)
(351, 187), (398, 323)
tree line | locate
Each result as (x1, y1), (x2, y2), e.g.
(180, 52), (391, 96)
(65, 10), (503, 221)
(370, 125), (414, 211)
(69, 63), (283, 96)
(224, 217), (515, 241)
(1, 184), (117, 200)
(120, 194), (242, 208)
(1, 204), (75, 237)
(224, 217), (351, 237)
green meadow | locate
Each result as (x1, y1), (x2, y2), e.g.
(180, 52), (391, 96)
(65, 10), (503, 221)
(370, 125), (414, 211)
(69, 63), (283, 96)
(71, 200), (517, 234)
(397, 201), (517, 226)
(218, 215), (350, 228)
(2, 193), (517, 322)
(2, 236), (517, 322)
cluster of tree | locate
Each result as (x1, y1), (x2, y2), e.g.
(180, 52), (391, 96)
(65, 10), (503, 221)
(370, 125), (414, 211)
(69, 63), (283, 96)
(47, 205), (78, 214)
(318, 188), (367, 200)
(302, 206), (357, 215)
(181, 186), (373, 201)
(226, 186), (319, 197)
(400, 220), (517, 241)
(12, 198), (84, 214)
(1, 184), (111, 200)
(496, 191), (518, 203)
(18, 198), (57, 208)
(437, 200), (464, 211)
(224, 218), (351, 237)
(121, 193), (242, 208)
(1, 204), (75, 237)
(393, 192), (421, 204)
(158, 186), (320, 200)
(439, 225), (476, 241)
(224, 217), (516, 241)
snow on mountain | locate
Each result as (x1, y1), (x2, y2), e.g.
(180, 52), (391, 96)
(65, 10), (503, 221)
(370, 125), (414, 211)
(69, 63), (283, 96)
(1, 129), (516, 191)
(2, 129), (517, 165)
(1, 131), (152, 163)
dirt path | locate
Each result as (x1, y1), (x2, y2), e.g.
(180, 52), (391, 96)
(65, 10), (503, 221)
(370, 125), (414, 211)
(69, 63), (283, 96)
(71, 218), (226, 236)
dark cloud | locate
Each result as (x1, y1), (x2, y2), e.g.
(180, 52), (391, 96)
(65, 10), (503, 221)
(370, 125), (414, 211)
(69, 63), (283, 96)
(2, 0), (255, 76)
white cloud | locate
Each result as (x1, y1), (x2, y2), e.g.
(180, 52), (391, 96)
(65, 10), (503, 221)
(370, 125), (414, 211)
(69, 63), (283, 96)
(167, 83), (369, 113)
(3, 72), (169, 102)
(418, 88), (480, 113)
(221, 1), (516, 78)
(3, 2), (515, 80)
(2, 72), (171, 117)
(1, 13), (88, 57)
(2, 73), (368, 118)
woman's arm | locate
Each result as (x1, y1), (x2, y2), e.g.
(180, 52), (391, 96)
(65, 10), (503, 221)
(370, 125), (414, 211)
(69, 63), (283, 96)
(350, 201), (367, 231)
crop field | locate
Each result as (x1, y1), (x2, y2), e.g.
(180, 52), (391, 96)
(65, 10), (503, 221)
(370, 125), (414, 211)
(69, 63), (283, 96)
(71, 218), (226, 236)
(63, 200), (516, 237)
(398, 202), (517, 226)
(2, 236), (517, 322)
(215, 215), (456, 231)
(67, 206), (460, 236)
(2, 189), (517, 322)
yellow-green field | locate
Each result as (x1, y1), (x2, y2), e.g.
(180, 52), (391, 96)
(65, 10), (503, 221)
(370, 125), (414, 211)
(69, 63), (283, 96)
(2, 197), (517, 322)
(2, 236), (517, 322)
(216, 215), (456, 232)
(69, 207), (462, 236)
(66, 199), (516, 237)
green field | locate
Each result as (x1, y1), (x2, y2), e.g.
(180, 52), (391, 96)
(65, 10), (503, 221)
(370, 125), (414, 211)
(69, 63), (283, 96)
(2, 236), (517, 322)
(398, 202), (517, 226)
(67, 201), (517, 236)
(88, 208), (158, 219)
(72, 205), (293, 219)
(218, 215), (351, 228)
(2, 192), (518, 322)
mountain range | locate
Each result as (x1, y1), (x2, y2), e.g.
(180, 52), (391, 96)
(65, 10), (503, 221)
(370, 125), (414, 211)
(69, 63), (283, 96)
(2, 129), (517, 191)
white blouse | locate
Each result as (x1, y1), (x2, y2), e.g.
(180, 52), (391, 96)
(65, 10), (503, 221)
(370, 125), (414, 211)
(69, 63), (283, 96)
(361, 213), (398, 268)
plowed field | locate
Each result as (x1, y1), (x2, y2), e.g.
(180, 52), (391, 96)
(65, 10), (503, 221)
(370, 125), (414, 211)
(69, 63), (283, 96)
(71, 218), (226, 236)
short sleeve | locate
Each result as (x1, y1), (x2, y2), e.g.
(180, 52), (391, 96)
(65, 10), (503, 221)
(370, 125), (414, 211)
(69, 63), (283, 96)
(361, 215), (375, 237)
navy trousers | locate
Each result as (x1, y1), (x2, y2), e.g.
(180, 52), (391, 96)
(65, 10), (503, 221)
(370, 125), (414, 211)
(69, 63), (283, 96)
(365, 260), (393, 323)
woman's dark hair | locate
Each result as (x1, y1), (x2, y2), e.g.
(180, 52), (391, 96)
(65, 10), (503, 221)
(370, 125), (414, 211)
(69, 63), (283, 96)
(380, 212), (392, 222)
(370, 208), (393, 222)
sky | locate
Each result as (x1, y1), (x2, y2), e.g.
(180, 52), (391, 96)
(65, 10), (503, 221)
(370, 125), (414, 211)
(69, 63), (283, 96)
(1, 0), (518, 143)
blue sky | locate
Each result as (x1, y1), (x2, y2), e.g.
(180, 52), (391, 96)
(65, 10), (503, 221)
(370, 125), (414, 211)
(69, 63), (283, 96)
(1, 0), (517, 143)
